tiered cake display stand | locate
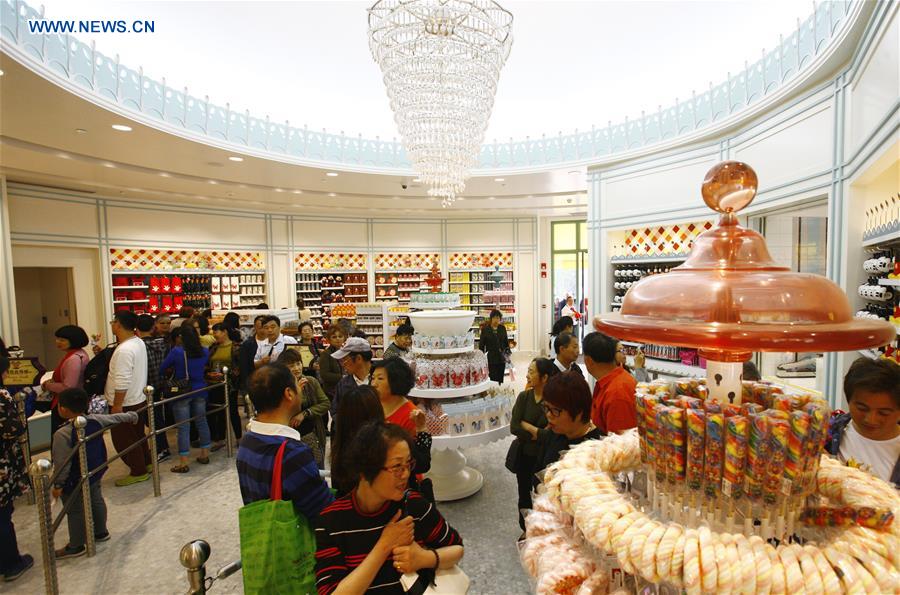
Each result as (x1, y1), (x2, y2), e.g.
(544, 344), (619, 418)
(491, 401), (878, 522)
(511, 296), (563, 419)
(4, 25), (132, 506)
(408, 293), (508, 501)
(520, 162), (898, 593)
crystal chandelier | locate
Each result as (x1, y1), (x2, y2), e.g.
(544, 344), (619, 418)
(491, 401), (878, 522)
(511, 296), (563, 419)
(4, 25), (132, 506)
(368, 0), (513, 207)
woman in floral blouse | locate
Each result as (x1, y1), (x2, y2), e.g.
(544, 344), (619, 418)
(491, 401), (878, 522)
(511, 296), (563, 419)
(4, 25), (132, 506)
(0, 355), (34, 581)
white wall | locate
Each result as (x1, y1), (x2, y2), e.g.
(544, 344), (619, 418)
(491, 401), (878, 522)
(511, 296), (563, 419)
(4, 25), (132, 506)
(1, 185), (540, 350)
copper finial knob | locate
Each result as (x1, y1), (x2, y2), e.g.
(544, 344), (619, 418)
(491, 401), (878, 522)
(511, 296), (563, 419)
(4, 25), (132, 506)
(701, 161), (758, 214)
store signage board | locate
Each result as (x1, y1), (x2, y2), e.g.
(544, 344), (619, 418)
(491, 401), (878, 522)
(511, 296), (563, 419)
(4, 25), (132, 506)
(2, 357), (47, 392)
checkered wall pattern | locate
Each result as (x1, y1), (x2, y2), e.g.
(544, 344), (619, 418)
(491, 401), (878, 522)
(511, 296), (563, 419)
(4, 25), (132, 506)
(110, 248), (263, 271)
(294, 253), (368, 271)
(623, 221), (714, 256)
(374, 253), (440, 270)
(448, 252), (514, 269)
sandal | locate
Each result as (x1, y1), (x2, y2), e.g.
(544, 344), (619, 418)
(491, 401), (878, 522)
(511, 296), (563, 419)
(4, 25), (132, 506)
(196, 456), (210, 465)
(170, 465), (189, 473)
(210, 442), (225, 453)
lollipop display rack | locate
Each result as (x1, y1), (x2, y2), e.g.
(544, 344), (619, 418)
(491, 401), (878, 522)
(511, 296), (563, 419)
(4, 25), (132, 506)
(521, 162), (898, 593)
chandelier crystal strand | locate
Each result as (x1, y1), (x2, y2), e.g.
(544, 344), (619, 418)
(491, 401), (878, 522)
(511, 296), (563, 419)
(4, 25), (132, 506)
(368, 0), (513, 206)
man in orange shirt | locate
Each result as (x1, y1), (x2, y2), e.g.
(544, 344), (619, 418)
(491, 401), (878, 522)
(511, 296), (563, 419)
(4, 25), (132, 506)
(583, 332), (637, 433)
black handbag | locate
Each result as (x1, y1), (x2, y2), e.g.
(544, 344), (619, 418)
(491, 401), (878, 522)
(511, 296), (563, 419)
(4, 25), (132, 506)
(167, 350), (191, 396)
(505, 437), (522, 473)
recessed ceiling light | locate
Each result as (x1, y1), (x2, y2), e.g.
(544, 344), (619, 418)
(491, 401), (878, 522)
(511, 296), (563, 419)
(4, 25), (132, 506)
(412, 177), (422, 182)
(488, 196), (495, 200)
(228, 156), (244, 162)
(292, 190), (303, 195)
(326, 172), (339, 177)
(208, 180), (218, 185)
(159, 172), (171, 178)
(75, 128), (87, 134)
(328, 192), (336, 197)
(0, 69), (4, 76)
(494, 178), (505, 182)
(111, 124), (132, 132)
(275, 188), (284, 193)
(57, 152), (71, 160)
(102, 162), (116, 168)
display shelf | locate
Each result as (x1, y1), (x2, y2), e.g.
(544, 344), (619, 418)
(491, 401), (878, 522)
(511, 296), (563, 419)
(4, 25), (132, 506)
(430, 423), (510, 451)
(626, 354), (704, 378)
(448, 267), (513, 273)
(113, 299), (150, 304)
(609, 255), (688, 264)
(321, 286), (344, 291)
(878, 278), (900, 286)
(411, 344), (474, 355)
(112, 269), (265, 275)
(862, 229), (900, 248)
(241, 293), (267, 298)
(408, 379), (497, 399)
(411, 302), (462, 310)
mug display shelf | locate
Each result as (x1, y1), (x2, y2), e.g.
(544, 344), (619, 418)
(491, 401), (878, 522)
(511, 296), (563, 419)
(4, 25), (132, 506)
(626, 355), (705, 378)
(411, 344), (474, 355)
(427, 424), (511, 501)
(408, 379), (496, 399)
(608, 255), (689, 265)
(878, 278), (900, 286)
(410, 302), (461, 310)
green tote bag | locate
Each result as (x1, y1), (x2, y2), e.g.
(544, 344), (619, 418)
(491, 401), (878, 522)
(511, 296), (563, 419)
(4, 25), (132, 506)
(239, 440), (317, 595)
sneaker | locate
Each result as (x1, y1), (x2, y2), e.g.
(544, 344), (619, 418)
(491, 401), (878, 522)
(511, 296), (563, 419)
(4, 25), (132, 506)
(156, 450), (171, 463)
(114, 473), (150, 487)
(94, 532), (111, 542)
(55, 545), (86, 559)
(3, 554), (33, 582)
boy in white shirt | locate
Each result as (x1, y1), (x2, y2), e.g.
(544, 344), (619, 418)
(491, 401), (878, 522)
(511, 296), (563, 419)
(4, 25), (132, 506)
(826, 357), (900, 485)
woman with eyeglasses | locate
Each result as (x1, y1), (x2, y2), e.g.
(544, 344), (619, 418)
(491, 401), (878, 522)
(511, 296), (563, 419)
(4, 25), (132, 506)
(315, 420), (463, 595)
(533, 370), (604, 475)
(509, 358), (558, 532)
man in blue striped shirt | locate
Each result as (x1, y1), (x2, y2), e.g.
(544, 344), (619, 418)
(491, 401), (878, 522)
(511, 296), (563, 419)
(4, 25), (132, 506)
(236, 364), (333, 521)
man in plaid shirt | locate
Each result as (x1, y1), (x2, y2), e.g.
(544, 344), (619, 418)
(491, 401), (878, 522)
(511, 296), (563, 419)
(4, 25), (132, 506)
(137, 315), (171, 461)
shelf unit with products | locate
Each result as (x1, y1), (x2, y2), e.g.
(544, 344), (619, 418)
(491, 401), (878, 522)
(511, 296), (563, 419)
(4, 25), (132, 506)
(856, 236), (900, 363)
(606, 219), (713, 312)
(295, 253), (369, 338)
(448, 252), (517, 347)
(373, 252), (440, 303)
(108, 248), (267, 315)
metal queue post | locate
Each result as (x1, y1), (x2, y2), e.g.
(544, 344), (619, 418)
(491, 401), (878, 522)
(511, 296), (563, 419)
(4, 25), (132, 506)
(26, 373), (235, 595)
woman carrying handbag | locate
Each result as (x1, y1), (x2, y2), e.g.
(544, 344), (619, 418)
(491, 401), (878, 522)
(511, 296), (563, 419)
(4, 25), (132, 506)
(277, 349), (329, 468)
(206, 323), (243, 451)
(160, 325), (210, 473)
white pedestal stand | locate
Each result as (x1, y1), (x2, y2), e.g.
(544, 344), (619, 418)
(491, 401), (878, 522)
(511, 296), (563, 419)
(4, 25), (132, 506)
(428, 449), (484, 501)
(425, 425), (510, 501)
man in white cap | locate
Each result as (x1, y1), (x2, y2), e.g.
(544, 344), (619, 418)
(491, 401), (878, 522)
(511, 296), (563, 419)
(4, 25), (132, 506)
(328, 337), (373, 432)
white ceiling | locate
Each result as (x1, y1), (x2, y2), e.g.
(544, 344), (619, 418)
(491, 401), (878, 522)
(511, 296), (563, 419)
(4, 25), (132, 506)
(0, 56), (588, 215)
(39, 0), (814, 141)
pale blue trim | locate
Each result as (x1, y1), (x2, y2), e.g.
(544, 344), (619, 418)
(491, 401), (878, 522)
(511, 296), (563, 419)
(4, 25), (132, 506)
(0, 0), (856, 171)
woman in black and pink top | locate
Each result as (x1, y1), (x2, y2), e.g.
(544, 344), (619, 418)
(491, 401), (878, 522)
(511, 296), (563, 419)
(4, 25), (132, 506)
(315, 421), (463, 594)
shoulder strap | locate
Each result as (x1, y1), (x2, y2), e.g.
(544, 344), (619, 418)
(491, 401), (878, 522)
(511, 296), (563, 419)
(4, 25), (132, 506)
(270, 439), (289, 501)
(183, 349), (190, 382)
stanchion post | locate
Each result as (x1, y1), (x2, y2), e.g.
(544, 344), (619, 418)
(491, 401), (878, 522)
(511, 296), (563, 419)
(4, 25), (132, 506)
(15, 390), (35, 505)
(30, 459), (58, 595)
(144, 385), (161, 497)
(73, 416), (97, 557)
(222, 368), (234, 458)
(180, 539), (211, 595)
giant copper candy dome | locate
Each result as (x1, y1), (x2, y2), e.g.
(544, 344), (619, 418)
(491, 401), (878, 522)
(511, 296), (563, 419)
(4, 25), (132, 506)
(596, 161), (895, 363)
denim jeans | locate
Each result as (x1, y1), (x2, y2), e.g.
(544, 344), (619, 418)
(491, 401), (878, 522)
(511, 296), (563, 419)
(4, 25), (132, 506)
(172, 395), (211, 456)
